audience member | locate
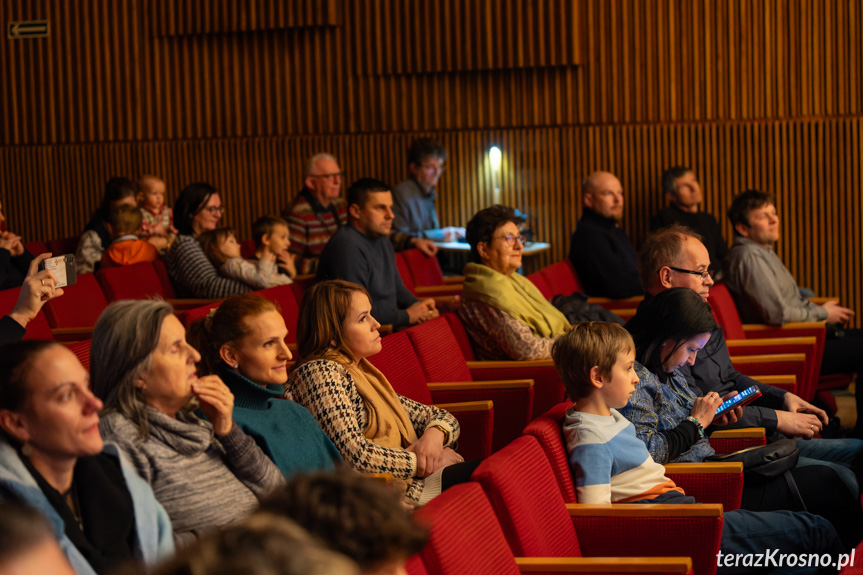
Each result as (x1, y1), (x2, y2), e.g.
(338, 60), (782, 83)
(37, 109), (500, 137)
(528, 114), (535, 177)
(153, 513), (358, 575)
(91, 300), (284, 546)
(316, 179), (437, 329)
(392, 137), (446, 236)
(0, 253), (64, 343)
(569, 171), (643, 298)
(76, 177), (139, 274)
(554, 322), (845, 566)
(635, 225), (863, 496)
(288, 280), (472, 505)
(724, 190), (862, 436)
(0, 502), (76, 575)
(166, 182), (251, 298)
(458, 205), (570, 360)
(0, 340), (174, 573)
(249, 215), (297, 279)
(199, 227), (291, 290)
(0, 199), (35, 290)
(620, 288), (863, 548)
(100, 205), (160, 268)
(137, 174), (176, 251)
(261, 471), (428, 575)
(283, 153), (348, 275)
(651, 167), (728, 275)
(187, 294), (341, 477)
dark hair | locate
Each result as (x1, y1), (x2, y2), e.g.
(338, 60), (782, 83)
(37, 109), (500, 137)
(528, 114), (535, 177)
(626, 287), (717, 382)
(552, 322), (634, 402)
(108, 204), (144, 238)
(174, 182), (218, 236)
(660, 166), (692, 198)
(187, 294), (281, 375)
(0, 341), (61, 413)
(252, 215), (289, 249)
(727, 189), (775, 234)
(464, 204), (523, 263)
(0, 502), (57, 565)
(198, 227), (236, 267)
(407, 137), (447, 166)
(97, 177), (138, 221)
(637, 225), (704, 292)
(295, 280), (371, 367)
(346, 178), (390, 214)
(91, 299), (175, 440)
(260, 471), (428, 571)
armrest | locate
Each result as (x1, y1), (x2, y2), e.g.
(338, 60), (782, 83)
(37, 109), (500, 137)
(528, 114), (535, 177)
(664, 462), (744, 474)
(167, 298), (224, 310)
(515, 556), (693, 574)
(466, 359), (555, 369)
(709, 427), (766, 439)
(743, 322), (825, 333)
(567, 503), (723, 517)
(427, 379), (534, 392)
(361, 472), (393, 485)
(726, 336), (817, 348)
(432, 400), (493, 413)
(51, 326), (94, 342)
(730, 353), (806, 363)
(443, 275), (465, 284)
(586, 296), (644, 306)
(754, 374), (797, 392)
(809, 297), (833, 305)
(294, 273), (315, 282)
(379, 325), (394, 336)
(414, 284), (463, 296)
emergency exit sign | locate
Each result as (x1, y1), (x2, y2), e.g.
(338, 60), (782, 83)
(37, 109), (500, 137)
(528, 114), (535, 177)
(7, 20), (49, 39)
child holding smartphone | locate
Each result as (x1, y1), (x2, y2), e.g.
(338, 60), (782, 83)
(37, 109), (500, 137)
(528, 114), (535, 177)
(199, 227), (291, 289)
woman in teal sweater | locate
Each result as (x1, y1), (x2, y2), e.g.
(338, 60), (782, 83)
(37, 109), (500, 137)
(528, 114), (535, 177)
(189, 294), (341, 476)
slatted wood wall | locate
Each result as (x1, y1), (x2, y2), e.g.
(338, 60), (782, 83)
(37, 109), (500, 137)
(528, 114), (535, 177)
(1, 0), (861, 324)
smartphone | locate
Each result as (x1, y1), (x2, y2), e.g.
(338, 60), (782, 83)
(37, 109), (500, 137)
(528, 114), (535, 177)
(714, 385), (762, 418)
(38, 254), (77, 288)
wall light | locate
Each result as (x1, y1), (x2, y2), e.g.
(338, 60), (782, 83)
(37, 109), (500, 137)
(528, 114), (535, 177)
(489, 146), (502, 172)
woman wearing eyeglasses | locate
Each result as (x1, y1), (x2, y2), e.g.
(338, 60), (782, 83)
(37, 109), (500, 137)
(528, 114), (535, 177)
(458, 205), (571, 360)
(166, 182), (252, 298)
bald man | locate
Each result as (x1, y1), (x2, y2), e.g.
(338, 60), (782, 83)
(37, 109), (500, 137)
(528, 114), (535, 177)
(568, 171), (643, 298)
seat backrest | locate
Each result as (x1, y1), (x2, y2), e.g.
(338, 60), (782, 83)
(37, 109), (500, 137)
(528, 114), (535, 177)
(23, 241), (49, 256)
(0, 287), (53, 340)
(151, 258), (177, 299)
(46, 235), (80, 258)
(254, 284), (300, 344)
(404, 316), (472, 382)
(441, 312), (476, 360)
(368, 332), (434, 404)
(43, 273), (109, 329)
(404, 554), (429, 575)
(96, 261), (167, 301)
(708, 282), (746, 339)
(395, 251), (417, 294)
(414, 483), (522, 575)
(67, 339), (92, 371)
(522, 402), (577, 503)
(526, 271), (553, 300)
(176, 301), (221, 328)
(472, 435), (583, 558)
(240, 238), (256, 259)
(401, 248), (445, 287)
(541, 260), (583, 296)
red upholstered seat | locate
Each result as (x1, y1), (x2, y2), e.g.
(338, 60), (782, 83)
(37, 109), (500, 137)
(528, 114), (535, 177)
(176, 301), (221, 328)
(43, 273), (108, 329)
(239, 238), (256, 259)
(400, 248), (457, 288)
(254, 284), (301, 344)
(370, 331), (493, 460)
(46, 236), (80, 259)
(472, 435), (720, 575)
(526, 271), (553, 299)
(96, 261), (167, 301)
(23, 241), (49, 256)
(405, 316), (534, 451)
(403, 554), (428, 575)
(151, 259), (177, 299)
(539, 260), (582, 296)
(0, 286), (53, 340)
(67, 339), (91, 371)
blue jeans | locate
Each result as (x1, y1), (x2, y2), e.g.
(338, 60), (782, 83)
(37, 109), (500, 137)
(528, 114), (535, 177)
(796, 437), (863, 499)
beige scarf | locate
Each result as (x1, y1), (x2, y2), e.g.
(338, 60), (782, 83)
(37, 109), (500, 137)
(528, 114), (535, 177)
(344, 358), (419, 449)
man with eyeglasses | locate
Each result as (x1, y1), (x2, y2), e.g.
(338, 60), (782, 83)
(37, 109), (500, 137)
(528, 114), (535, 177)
(631, 224), (863, 493)
(569, 171), (643, 299)
(392, 138), (446, 237)
(650, 166), (728, 278)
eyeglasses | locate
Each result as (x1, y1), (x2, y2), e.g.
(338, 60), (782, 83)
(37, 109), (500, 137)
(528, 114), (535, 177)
(311, 171), (344, 182)
(202, 206), (224, 215)
(667, 266), (712, 280)
(493, 234), (526, 246)
(420, 163), (445, 173)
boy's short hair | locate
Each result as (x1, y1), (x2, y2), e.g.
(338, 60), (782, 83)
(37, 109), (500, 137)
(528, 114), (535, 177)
(198, 227), (235, 267)
(108, 205), (143, 238)
(252, 215), (289, 249)
(552, 321), (634, 402)
(727, 189), (775, 234)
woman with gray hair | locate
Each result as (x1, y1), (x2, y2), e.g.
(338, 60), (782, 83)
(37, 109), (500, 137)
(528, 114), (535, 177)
(91, 299), (284, 546)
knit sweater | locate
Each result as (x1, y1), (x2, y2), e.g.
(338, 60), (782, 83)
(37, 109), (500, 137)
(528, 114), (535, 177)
(217, 364), (341, 477)
(165, 235), (251, 298)
(283, 189), (347, 275)
(287, 359), (459, 504)
(99, 407), (284, 546)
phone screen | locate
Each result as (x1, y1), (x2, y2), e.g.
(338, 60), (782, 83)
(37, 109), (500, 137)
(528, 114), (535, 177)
(715, 386), (761, 416)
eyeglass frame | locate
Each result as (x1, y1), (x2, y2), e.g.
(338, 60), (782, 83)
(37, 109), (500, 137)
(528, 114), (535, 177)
(492, 233), (527, 246)
(309, 171), (344, 182)
(665, 266), (712, 280)
(200, 206), (224, 215)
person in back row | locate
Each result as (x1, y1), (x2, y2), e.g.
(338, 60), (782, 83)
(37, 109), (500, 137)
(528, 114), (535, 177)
(100, 205), (159, 268)
(569, 171), (643, 299)
(555, 322), (846, 569)
(76, 177), (139, 274)
(392, 137), (446, 237)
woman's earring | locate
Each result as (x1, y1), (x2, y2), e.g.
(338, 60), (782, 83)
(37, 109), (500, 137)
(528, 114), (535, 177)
(21, 442), (33, 457)
(234, 363), (239, 369)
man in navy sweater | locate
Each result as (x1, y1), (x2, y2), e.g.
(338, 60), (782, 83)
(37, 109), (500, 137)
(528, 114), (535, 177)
(316, 178), (438, 329)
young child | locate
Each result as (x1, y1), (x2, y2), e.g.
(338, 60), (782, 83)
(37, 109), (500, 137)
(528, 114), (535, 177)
(199, 226), (291, 289)
(100, 205), (160, 268)
(137, 175), (176, 249)
(249, 215), (296, 279)
(552, 322), (845, 566)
